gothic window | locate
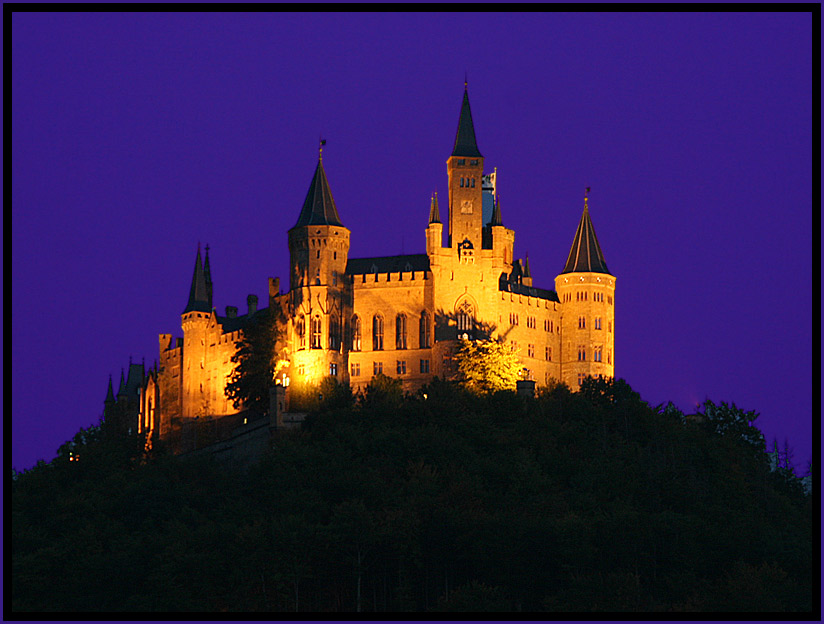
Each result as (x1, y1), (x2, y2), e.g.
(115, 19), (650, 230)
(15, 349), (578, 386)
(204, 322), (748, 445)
(471, 178), (475, 188)
(351, 315), (362, 351)
(311, 315), (322, 349)
(297, 315), (306, 348)
(396, 314), (407, 349)
(456, 299), (475, 338)
(460, 177), (464, 188)
(329, 314), (341, 350)
(373, 314), (384, 350)
(595, 317), (601, 330)
(419, 311), (431, 348)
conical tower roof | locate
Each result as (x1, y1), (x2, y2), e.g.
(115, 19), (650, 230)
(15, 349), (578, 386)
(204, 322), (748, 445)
(452, 84), (482, 158)
(489, 194), (503, 226)
(203, 244), (213, 310)
(523, 252), (532, 278)
(561, 195), (611, 275)
(429, 191), (441, 224)
(116, 368), (126, 396)
(294, 149), (343, 228)
(105, 375), (115, 404)
(183, 243), (211, 314)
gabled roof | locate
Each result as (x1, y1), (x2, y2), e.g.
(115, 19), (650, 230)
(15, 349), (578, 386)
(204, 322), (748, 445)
(452, 86), (482, 158)
(346, 253), (431, 275)
(116, 368), (126, 396)
(561, 202), (611, 275)
(124, 362), (145, 397)
(293, 158), (343, 228)
(184, 244), (212, 314)
(499, 279), (560, 303)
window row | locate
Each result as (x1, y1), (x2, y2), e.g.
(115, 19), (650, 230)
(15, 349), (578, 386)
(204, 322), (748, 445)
(296, 312), (433, 351)
(577, 317), (612, 332)
(349, 360), (430, 377)
(561, 291), (614, 305)
(459, 177), (476, 188)
(576, 346), (611, 363)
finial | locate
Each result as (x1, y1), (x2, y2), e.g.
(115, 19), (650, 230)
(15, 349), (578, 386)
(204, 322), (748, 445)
(205, 243), (210, 254)
(585, 186), (590, 208)
(319, 136), (326, 162)
(464, 71), (468, 89)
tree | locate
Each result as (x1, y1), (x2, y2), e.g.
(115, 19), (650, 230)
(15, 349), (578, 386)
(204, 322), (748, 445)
(225, 307), (283, 415)
(453, 338), (521, 395)
(697, 400), (765, 452)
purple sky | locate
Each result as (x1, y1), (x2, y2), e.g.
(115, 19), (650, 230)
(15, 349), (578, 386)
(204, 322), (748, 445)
(12, 13), (813, 472)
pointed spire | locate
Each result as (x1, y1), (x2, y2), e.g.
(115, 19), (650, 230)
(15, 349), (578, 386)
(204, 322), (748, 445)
(117, 368), (126, 396)
(561, 188), (611, 275)
(524, 252), (531, 278)
(105, 374), (115, 404)
(203, 244), (213, 309)
(293, 146), (343, 228)
(183, 243), (211, 314)
(452, 83), (482, 158)
(490, 194), (503, 226)
(429, 191), (441, 224)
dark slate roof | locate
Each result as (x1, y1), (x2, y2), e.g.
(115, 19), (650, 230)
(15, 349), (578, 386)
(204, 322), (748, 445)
(452, 87), (482, 158)
(217, 306), (270, 334)
(561, 203), (611, 275)
(117, 368), (126, 396)
(184, 244), (212, 314)
(500, 280), (560, 303)
(523, 253), (531, 278)
(104, 375), (115, 403)
(429, 192), (441, 224)
(489, 194), (503, 226)
(203, 245), (213, 309)
(124, 362), (145, 397)
(346, 253), (431, 275)
(293, 158), (343, 228)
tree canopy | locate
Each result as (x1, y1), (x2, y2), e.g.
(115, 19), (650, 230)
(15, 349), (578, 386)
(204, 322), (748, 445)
(453, 338), (522, 394)
(224, 306), (283, 414)
(12, 378), (812, 613)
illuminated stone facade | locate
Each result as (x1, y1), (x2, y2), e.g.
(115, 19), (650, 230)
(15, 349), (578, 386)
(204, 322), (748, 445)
(107, 85), (615, 443)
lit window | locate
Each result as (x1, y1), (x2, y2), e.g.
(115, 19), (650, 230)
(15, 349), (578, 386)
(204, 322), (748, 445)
(373, 315), (384, 350)
(351, 315), (362, 351)
(419, 311), (431, 348)
(396, 314), (407, 349)
(311, 316), (322, 349)
(330, 363), (338, 376)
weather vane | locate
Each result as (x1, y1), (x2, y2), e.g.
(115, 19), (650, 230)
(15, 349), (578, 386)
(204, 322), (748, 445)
(319, 136), (326, 161)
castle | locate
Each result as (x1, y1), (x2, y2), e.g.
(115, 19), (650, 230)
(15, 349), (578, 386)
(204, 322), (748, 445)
(104, 84), (615, 444)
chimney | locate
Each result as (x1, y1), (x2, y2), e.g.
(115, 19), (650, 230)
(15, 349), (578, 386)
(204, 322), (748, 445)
(268, 277), (280, 306)
(247, 294), (258, 316)
(225, 306), (238, 318)
(176, 337), (183, 349)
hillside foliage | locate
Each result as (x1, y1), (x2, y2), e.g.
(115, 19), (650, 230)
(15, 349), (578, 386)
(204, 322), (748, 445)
(12, 377), (812, 613)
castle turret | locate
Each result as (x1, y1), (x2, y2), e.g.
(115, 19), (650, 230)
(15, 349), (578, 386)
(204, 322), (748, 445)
(555, 189), (615, 389)
(103, 374), (116, 422)
(447, 83), (485, 251)
(181, 244), (213, 418)
(287, 141), (351, 386)
(426, 191), (443, 254)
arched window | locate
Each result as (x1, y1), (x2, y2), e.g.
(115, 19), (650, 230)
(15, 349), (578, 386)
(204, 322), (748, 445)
(351, 315), (361, 351)
(419, 311), (431, 348)
(373, 314), (384, 351)
(456, 299), (475, 338)
(296, 315), (306, 348)
(311, 316), (322, 349)
(329, 314), (340, 350)
(396, 314), (407, 349)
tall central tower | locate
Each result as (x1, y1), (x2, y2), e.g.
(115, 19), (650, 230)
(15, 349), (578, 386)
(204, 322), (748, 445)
(447, 83), (484, 251)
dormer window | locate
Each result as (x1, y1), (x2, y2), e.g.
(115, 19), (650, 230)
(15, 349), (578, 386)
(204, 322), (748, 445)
(470, 159), (478, 166)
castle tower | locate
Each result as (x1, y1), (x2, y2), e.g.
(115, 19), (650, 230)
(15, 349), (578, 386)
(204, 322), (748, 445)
(555, 189), (615, 389)
(181, 243), (212, 419)
(287, 142), (351, 386)
(447, 83), (485, 251)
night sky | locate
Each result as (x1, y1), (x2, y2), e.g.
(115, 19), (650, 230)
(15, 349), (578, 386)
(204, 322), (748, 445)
(12, 13), (813, 472)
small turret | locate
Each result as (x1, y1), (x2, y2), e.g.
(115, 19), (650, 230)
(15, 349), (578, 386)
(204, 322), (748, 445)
(426, 191), (444, 254)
